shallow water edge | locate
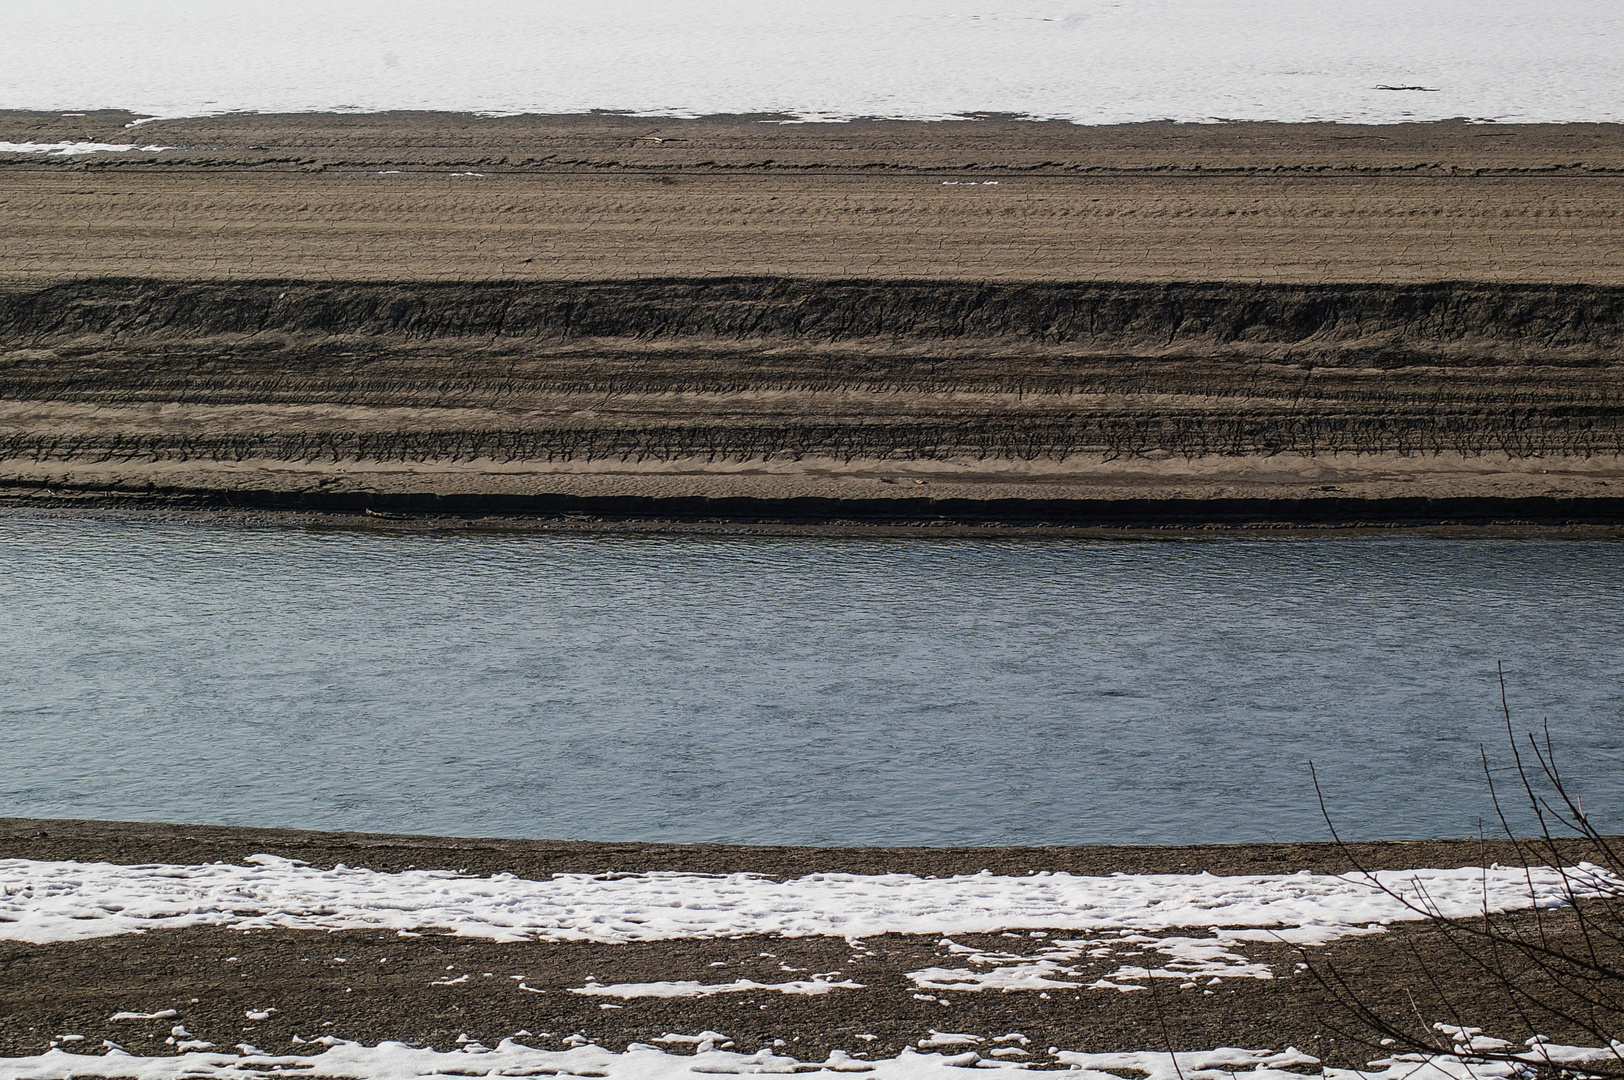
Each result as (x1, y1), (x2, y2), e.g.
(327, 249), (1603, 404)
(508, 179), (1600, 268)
(8, 501), (1624, 541)
(3, 815), (1615, 878)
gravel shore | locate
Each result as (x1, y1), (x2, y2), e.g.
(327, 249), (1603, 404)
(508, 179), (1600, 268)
(2, 817), (1617, 1066)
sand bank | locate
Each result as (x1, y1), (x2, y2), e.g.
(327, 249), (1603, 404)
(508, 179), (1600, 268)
(3, 117), (1622, 525)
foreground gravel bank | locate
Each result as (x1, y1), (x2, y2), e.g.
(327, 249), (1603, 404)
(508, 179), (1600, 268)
(1, 818), (1618, 1066)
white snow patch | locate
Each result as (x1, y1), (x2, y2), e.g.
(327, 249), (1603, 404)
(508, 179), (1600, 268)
(2, 1034), (1616, 1080)
(107, 1011), (177, 1021)
(573, 977), (864, 999)
(909, 929), (1322, 992)
(1, 0), (1622, 124)
(0, 857), (1608, 947)
(917, 1032), (981, 1049)
(1058, 1047), (1322, 1080)
(0, 141), (168, 155)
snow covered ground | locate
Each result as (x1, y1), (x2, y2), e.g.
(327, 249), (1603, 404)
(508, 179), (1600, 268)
(0, 1032), (1619, 1080)
(1, 857), (1618, 1077)
(3, 0), (1621, 125)
(0, 856), (1607, 947)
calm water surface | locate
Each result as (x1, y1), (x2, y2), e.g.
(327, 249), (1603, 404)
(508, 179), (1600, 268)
(2, 515), (1621, 847)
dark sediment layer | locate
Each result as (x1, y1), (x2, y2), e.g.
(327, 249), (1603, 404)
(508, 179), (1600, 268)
(8, 815), (1610, 878)
(9, 278), (1624, 347)
(11, 490), (1624, 530)
(3, 278), (1624, 525)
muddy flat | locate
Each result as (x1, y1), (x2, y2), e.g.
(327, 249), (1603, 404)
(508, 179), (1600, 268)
(4, 112), (1624, 285)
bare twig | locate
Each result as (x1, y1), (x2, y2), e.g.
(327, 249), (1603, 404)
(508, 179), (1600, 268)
(1304, 665), (1624, 1073)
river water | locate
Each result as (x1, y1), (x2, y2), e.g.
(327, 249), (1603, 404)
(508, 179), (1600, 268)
(2, 514), (1620, 847)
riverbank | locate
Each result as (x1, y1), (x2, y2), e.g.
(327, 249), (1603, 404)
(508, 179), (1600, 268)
(2, 817), (1619, 1068)
(6, 815), (1598, 878)
(3, 116), (1623, 526)
(3, 276), (1623, 527)
(10, 502), (1624, 539)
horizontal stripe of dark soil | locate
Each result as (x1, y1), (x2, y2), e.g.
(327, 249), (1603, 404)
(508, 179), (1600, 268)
(2, 913), (1614, 1068)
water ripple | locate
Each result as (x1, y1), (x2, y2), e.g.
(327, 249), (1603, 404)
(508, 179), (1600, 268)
(2, 517), (1620, 845)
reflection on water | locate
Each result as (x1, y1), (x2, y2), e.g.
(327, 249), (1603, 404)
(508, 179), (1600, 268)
(2, 515), (1621, 846)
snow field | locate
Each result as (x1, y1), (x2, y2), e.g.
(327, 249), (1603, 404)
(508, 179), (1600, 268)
(2, 858), (1618, 1078)
(0, 856), (1606, 947)
(4, 0), (1623, 124)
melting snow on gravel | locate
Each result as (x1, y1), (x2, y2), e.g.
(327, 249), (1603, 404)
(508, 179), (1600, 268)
(0, 1036), (1621, 1080)
(0, 141), (168, 155)
(572, 977), (865, 998)
(909, 932), (1290, 993)
(0, 856), (1611, 946)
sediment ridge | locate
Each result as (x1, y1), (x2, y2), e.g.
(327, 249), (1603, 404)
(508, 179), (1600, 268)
(4, 277), (1624, 525)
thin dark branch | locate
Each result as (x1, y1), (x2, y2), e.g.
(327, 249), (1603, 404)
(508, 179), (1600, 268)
(1307, 663), (1624, 1076)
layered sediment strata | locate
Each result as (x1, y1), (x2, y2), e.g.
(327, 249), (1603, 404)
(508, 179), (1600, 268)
(3, 115), (1622, 525)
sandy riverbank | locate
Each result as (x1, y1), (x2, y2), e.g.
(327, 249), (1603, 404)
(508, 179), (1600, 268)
(3, 115), (1622, 525)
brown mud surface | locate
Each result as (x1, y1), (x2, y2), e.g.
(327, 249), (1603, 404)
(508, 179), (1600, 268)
(5, 112), (1624, 285)
(7, 816), (1607, 878)
(2, 819), (1619, 1065)
(3, 114), (1623, 525)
